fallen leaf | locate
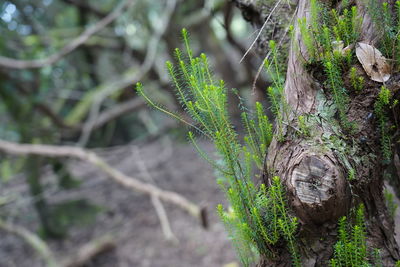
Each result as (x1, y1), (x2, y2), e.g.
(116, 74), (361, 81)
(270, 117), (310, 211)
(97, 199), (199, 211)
(355, 42), (391, 83)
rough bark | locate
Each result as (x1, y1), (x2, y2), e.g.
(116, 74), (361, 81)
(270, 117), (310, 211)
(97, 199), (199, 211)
(235, 0), (400, 266)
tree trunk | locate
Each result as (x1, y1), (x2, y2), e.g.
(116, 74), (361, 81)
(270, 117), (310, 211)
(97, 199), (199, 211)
(235, 0), (400, 265)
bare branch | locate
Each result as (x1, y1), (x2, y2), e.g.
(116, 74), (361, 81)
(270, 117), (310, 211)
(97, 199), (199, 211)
(61, 235), (116, 267)
(134, 146), (178, 243)
(32, 98), (145, 135)
(0, 0), (135, 69)
(151, 195), (178, 243)
(0, 140), (203, 223)
(77, 0), (177, 146)
(92, 98), (145, 130)
(0, 219), (58, 267)
(239, 0), (283, 63)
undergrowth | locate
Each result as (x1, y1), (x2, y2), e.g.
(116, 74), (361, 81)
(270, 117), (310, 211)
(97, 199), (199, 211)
(367, 1), (400, 162)
(299, 0), (361, 132)
(265, 40), (288, 141)
(300, 0), (400, 161)
(136, 0), (400, 264)
(330, 205), (372, 267)
(137, 29), (299, 266)
(384, 189), (398, 219)
(366, 0), (400, 66)
(374, 86), (393, 163)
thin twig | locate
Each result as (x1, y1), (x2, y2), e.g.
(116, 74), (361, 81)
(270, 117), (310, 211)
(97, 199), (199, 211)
(0, 219), (58, 267)
(0, 140), (202, 222)
(151, 195), (178, 243)
(77, 0), (176, 146)
(134, 111), (178, 242)
(61, 235), (116, 267)
(251, 8), (297, 93)
(92, 98), (146, 130)
(134, 146), (178, 243)
(239, 0), (283, 63)
(0, 0), (134, 69)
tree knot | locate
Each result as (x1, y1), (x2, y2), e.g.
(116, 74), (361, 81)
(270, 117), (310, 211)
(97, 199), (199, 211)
(289, 154), (350, 224)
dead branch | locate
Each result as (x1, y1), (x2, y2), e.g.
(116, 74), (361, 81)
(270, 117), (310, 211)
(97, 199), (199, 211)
(0, 0), (134, 69)
(0, 219), (117, 267)
(61, 235), (116, 267)
(77, 0), (177, 146)
(35, 98), (145, 135)
(92, 98), (145, 130)
(239, 0), (283, 63)
(134, 146), (178, 243)
(0, 140), (204, 224)
(0, 219), (58, 267)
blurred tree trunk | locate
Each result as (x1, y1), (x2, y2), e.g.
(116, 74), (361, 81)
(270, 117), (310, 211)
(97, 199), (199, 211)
(234, 0), (400, 265)
(0, 81), (63, 238)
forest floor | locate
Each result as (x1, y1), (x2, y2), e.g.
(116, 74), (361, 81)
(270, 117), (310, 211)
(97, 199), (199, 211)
(0, 138), (237, 267)
(2, 137), (400, 267)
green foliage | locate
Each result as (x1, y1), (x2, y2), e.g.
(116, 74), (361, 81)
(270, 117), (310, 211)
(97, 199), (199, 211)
(331, 6), (361, 46)
(349, 67), (364, 92)
(374, 86), (393, 163)
(372, 249), (383, 267)
(384, 189), (398, 219)
(366, 0), (400, 64)
(242, 102), (274, 168)
(299, 0), (360, 63)
(348, 168), (356, 181)
(218, 177), (300, 267)
(297, 115), (311, 137)
(323, 58), (353, 131)
(39, 199), (101, 239)
(137, 29), (299, 266)
(299, 0), (362, 131)
(52, 160), (81, 190)
(265, 40), (288, 141)
(330, 205), (370, 267)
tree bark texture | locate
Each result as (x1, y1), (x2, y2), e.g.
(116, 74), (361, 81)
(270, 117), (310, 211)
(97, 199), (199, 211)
(234, 0), (400, 266)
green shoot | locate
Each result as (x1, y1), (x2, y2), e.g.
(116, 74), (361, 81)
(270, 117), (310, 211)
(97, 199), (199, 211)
(330, 205), (369, 267)
(137, 29), (298, 266)
(384, 189), (398, 219)
(374, 86), (393, 163)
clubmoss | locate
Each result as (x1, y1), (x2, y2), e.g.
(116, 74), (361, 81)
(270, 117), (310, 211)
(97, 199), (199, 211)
(137, 29), (299, 266)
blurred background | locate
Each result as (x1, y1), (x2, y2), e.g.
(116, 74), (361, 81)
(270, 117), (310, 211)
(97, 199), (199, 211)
(0, 0), (289, 266)
(4, 1), (400, 267)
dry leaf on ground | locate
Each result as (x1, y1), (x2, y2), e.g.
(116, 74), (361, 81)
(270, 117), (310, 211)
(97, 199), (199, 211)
(355, 42), (391, 83)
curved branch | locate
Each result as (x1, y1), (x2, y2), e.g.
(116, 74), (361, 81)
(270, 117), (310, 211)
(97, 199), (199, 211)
(77, 0), (177, 146)
(0, 0), (135, 69)
(0, 140), (205, 225)
(0, 219), (58, 267)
